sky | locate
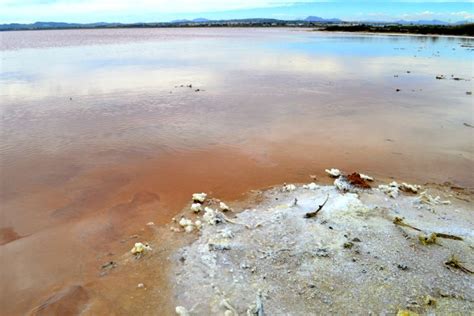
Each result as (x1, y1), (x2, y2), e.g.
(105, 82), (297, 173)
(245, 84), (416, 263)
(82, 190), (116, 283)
(0, 0), (473, 24)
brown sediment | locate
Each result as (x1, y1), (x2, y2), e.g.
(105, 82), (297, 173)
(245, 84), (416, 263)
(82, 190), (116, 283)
(346, 172), (372, 189)
(73, 226), (184, 315)
(0, 227), (25, 245)
(1, 147), (289, 315)
(30, 285), (90, 316)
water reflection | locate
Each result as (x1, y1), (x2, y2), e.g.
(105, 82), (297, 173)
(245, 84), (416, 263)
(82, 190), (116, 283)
(1, 29), (473, 173)
(1, 41), (472, 100)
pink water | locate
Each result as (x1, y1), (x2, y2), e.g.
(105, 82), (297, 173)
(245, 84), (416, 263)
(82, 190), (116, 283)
(1, 28), (473, 315)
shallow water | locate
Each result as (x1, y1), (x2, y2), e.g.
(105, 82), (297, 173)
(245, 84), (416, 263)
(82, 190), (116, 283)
(0, 28), (473, 314)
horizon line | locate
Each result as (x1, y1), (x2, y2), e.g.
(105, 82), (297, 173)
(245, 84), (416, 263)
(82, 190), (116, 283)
(2, 16), (473, 25)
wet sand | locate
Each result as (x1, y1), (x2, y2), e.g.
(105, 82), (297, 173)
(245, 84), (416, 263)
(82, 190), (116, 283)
(0, 28), (473, 315)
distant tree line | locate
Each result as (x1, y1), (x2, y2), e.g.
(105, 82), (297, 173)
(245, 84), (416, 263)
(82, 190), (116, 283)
(322, 24), (474, 36)
(2, 20), (473, 36)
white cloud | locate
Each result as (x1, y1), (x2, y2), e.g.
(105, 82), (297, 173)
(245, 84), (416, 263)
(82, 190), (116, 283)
(449, 10), (474, 19)
(1, 0), (473, 23)
(0, 0), (312, 16)
(0, 0), (321, 23)
(399, 9), (474, 20)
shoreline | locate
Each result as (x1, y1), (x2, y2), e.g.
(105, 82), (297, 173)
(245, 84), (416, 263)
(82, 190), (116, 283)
(313, 29), (474, 39)
(25, 170), (473, 315)
(1, 26), (473, 38)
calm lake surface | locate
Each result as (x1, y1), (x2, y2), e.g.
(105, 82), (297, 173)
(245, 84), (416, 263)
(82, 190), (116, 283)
(0, 28), (473, 314)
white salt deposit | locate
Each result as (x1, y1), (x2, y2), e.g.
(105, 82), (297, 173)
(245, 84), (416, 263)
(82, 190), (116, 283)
(172, 182), (473, 315)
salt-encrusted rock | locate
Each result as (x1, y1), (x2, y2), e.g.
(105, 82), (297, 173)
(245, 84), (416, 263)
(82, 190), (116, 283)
(203, 207), (221, 225)
(192, 193), (207, 203)
(282, 184), (297, 192)
(334, 177), (351, 192)
(179, 218), (193, 227)
(219, 202), (231, 212)
(130, 242), (152, 255)
(195, 220), (202, 230)
(360, 173), (374, 181)
(418, 191), (451, 206)
(379, 181), (421, 197)
(325, 168), (341, 178)
(191, 203), (203, 213)
(179, 217), (198, 233)
(303, 182), (318, 190)
(378, 182), (399, 198)
(334, 174), (371, 192)
(220, 228), (234, 239)
(224, 310), (235, 316)
(399, 182), (421, 194)
(175, 306), (190, 316)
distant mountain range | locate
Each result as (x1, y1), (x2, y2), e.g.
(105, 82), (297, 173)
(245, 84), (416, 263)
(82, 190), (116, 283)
(171, 18), (210, 23)
(0, 21), (124, 30)
(387, 19), (471, 25)
(1, 17), (472, 31)
(305, 16), (341, 23)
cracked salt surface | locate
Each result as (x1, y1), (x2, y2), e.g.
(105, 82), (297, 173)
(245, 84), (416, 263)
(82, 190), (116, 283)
(172, 184), (474, 315)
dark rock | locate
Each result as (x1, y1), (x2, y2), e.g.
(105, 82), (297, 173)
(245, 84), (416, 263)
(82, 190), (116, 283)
(397, 264), (409, 271)
(343, 242), (354, 249)
(101, 261), (117, 270)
